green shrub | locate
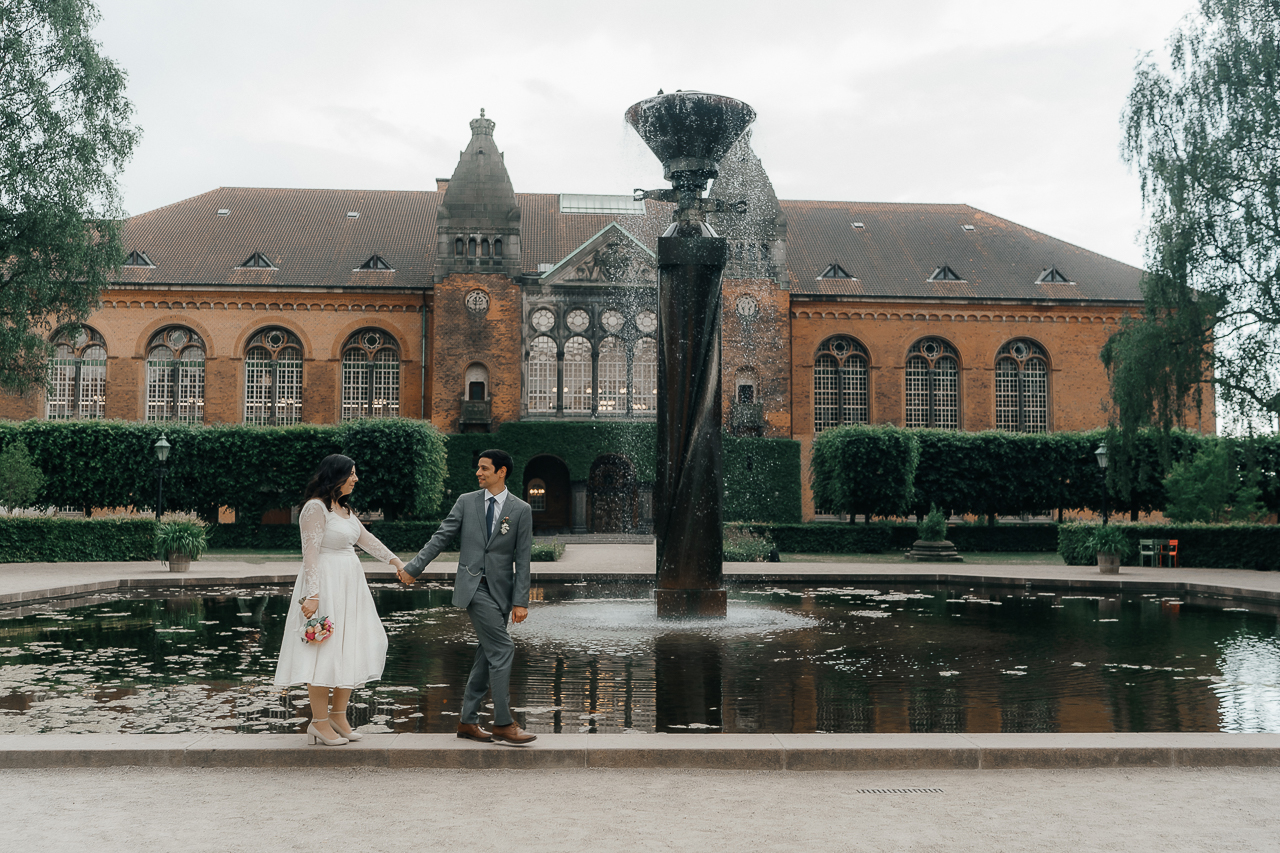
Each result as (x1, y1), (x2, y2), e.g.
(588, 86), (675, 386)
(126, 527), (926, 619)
(531, 540), (564, 562)
(0, 516), (156, 562)
(917, 505), (947, 542)
(723, 527), (774, 562)
(154, 513), (210, 561)
(1164, 441), (1266, 523)
(1084, 524), (1132, 559)
(0, 440), (44, 509)
(1058, 522), (1280, 570)
(811, 425), (919, 518)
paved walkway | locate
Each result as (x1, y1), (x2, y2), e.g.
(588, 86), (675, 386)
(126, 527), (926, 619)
(4, 543), (1280, 605)
(4, 765), (1278, 852)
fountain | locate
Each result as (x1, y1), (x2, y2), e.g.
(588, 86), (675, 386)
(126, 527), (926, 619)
(626, 91), (756, 619)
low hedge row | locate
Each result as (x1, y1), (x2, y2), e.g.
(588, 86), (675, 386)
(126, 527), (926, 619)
(208, 520), (452, 553)
(1058, 523), (1280, 571)
(0, 517), (157, 562)
(733, 522), (1060, 553)
(886, 524), (1060, 553)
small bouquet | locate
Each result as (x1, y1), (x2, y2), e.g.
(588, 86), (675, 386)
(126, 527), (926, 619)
(301, 614), (335, 644)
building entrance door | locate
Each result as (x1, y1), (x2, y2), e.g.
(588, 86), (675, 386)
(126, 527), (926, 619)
(589, 455), (637, 533)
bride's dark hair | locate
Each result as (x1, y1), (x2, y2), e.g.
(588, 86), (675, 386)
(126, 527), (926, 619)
(302, 454), (356, 511)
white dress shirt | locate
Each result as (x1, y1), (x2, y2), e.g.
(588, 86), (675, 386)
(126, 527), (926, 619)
(484, 488), (509, 536)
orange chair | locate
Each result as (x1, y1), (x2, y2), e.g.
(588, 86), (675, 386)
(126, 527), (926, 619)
(1161, 539), (1179, 568)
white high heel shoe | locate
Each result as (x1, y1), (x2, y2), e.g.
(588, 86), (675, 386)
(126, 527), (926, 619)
(306, 718), (349, 746)
(330, 714), (363, 742)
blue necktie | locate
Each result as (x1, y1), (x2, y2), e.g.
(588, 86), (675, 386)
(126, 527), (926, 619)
(486, 496), (495, 538)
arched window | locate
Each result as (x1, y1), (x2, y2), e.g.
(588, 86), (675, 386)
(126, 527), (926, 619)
(813, 335), (868, 433)
(464, 363), (488, 401)
(481, 238), (490, 257)
(493, 238), (503, 257)
(563, 336), (592, 413)
(995, 339), (1049, 433)
(46, 326), (106, 420)
(631, 337), (657, 413)
(736, 368), (757, 404)
(597, 336), (627, 413)
(527, 478), (547, 511)
(455, 237), (464, 256)
(468, 237), (476, 257)
(146, 326), (205, 423)
(341, 329), (400, 420)
(244, 327), (302, 426)
(527, 336), (558, 413)
(904, 337), (959, 429)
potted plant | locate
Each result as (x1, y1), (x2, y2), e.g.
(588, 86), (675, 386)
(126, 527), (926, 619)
(1086, 524), (1129, 574)
(155, 514), (209, 573)
(907, 505), (962, 562)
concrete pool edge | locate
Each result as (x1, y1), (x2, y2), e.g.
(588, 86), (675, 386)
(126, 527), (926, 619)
(4, 568), (1280, 608)
(1, 732), (1279, 771)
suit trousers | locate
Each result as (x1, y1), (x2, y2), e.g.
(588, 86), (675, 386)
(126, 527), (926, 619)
(461, 580), (515, 726)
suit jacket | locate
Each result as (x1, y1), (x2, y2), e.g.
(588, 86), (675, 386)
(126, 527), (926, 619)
(403, 489), (532, 612)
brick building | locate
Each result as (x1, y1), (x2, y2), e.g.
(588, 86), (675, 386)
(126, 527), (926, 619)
(1, 111), (1194, 523)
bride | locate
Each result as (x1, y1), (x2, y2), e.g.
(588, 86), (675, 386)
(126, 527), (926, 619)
(274, 454), (407, 745)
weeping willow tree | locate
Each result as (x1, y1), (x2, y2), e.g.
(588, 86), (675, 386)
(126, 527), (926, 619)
(1106, 0), (1280, 478)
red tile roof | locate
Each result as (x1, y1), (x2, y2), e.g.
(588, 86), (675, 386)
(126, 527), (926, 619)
(117, 188), (1143, 302)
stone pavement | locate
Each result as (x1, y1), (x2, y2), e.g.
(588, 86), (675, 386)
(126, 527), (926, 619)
(3, 765), (1278, 852)
(4, 542), (1280, 605)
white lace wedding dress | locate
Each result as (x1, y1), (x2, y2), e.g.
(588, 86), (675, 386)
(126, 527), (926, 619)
(273, 499), (396, 689)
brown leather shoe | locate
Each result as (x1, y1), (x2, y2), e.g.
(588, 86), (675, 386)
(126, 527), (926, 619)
(490, 722), (537, 745)
(456, 723), (493, 742)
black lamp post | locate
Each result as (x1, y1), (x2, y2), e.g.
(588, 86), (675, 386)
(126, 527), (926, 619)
(1095, 441), (1109, 525)
(154, 434), (170, 518)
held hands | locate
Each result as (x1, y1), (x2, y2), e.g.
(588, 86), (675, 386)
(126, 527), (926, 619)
(390, 557), (415, 585)
(300, 597), (318, 619)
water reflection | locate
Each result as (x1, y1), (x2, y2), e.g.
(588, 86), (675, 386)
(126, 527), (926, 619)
(1, 583), (1279, 735)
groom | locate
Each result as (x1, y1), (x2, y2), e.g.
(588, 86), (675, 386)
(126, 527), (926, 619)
(397, 449), (536, 745)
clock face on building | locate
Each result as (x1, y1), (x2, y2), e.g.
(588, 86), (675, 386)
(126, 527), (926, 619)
(636, 310), (657, 334)
(531, 308), (555, 332)
(735, 295), (759, 318)
(566, 309), (590, 332)
(601, 309), (625, 333)
(465, 289), (490, 315)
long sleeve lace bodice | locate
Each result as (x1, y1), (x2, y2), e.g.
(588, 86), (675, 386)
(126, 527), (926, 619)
(298, 500), (327, 600)
(354, 517), (396, 564)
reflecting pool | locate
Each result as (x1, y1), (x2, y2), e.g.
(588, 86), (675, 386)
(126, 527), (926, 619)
(1, 582), (1278, 735)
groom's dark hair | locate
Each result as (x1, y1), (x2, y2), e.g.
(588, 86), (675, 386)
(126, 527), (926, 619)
(478, 449), (513, 481)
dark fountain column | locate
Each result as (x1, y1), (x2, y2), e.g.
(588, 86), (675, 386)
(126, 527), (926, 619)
(626, 91), (756, 619)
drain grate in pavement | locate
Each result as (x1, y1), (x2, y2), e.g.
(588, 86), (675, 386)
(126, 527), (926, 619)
(856, 788), (944, 794)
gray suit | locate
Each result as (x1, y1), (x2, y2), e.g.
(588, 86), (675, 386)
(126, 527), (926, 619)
(404, 489), (532, 726)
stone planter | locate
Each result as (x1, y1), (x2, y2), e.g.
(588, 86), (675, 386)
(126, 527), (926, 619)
(906, 539), (963, 562)
(1097, 551), (1120, 574)
(167, 551), (192, 573)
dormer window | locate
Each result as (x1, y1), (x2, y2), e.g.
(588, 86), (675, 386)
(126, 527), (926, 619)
(123, 251), (155, 267)
(239, 252), (276, 269)
(818, 262), (853, 279)
(1036, 267), (1071, 284)
(928, 265), (964, 282)
(356, 254), (393, 271)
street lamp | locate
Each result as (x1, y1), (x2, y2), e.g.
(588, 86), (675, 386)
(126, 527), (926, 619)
(1095, 441), (1109, 525)
(154, 434), (170, 518)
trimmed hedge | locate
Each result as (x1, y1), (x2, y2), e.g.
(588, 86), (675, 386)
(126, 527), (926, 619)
(209, 520), (453, 553)
(0, 419), (446, 521)
(885, 523), (1060, 553)
(810, 425), (1280, 520)
(732, 521), (1060, 553)
(0, 517), (157, 562)
(731, 522), (893, 554)
(1058, 522), (1280, 570)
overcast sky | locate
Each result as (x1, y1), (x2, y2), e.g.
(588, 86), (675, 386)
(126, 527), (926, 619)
(94, 0), (1199, 269)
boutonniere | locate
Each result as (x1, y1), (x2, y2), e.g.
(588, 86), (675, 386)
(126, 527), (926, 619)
(500, 516), (510, 535)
